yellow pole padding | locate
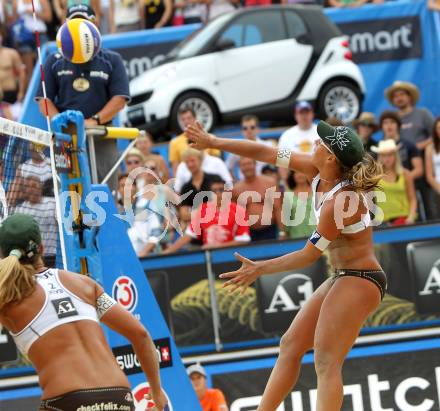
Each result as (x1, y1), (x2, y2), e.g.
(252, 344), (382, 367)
(104, 127), (142, 140)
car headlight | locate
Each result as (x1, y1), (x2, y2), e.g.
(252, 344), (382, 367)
(128, 91), (153, 107)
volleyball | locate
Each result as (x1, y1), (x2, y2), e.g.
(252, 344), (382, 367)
(56, 18), (101, 64)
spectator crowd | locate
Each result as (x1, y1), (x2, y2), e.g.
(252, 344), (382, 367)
(115, 78), (440, 257)
(2, 79), (440, 261)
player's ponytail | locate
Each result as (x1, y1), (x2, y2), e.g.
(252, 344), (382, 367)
(342, 153), (384, 192)
(0, 250), (36, 310)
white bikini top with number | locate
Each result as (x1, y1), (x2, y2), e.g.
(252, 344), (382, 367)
(311, 174), (370, 234)
(10, 268), (99, 355)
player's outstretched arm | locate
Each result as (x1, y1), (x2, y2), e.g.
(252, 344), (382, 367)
(219, 244), (321, 294)
(220, 201), (341, 293)
(95, 284), (168, 410)
(187, 122), (277, 164)
(186, 122), (318, 178)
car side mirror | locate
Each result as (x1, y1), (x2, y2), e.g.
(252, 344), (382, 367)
(216, 38), (235, 51)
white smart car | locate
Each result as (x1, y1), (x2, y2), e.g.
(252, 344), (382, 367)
(126, 5), (365, 135)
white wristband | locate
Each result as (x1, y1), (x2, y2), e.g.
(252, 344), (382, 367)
(309, 230), (331, 252)
(276, 148), (291, 168)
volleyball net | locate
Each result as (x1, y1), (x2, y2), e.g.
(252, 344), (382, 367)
(0, 118), (59, 267)
(0, 115), (141, 269)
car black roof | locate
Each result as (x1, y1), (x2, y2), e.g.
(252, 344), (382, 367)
(220, 5), (342, 52)
(233, 4), (323, 14)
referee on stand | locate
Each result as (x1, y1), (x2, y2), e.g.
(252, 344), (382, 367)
(35, 4), (130, 192)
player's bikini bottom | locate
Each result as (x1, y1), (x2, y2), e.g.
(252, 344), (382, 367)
(332, 269), (387, 300)
(39, 387), (135, 411)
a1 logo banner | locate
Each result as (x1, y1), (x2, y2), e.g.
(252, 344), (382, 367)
(93, 185), (201, 411)
(255, 257), (328, 334)
(407, 239), (440, 314)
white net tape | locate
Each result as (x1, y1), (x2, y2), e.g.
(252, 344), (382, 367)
(0, 117), (52, 146)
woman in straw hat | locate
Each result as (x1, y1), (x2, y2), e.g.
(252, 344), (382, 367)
(372, 140), (417, 226)
(186, 120), (386, 411)
(0, 214), (167, 411)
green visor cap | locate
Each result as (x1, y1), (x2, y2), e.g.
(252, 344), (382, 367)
(317, 121), (365, 168)
(0, 214), (42, 257)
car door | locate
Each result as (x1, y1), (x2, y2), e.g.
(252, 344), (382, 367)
(213, 9), (313, 112)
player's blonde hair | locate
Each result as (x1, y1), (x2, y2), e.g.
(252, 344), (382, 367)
(0, 253), (37, 310)
(341, 153), (384, 192)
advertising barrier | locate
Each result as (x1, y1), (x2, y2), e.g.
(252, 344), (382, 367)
(337, 15), (422, 63)
(256, 258), (328, 334)
(208, 339), (440, 411)
(135, 224), (440, 352)
(407, 240), (440, 315)
(1, 224), (439, 374)
(147, 260), (215, 347)
(4, 338), (440, 410)
(327, 0), (440, 117)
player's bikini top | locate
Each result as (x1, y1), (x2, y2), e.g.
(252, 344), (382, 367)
(311, 174), (370, 234)
(10, 268), (99, 355)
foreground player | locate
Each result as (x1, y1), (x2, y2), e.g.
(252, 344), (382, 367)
(0, 214), (167, 411)
(187, 121), (386, 411)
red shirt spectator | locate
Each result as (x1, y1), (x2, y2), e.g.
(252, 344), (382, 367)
(164, 176), (250, 253)
(188, 201), (250, 246)
(244, 0), (271, 5)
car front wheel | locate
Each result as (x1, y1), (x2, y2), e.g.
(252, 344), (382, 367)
(317, 80), (362, 123)
(170, 92), (218, 133)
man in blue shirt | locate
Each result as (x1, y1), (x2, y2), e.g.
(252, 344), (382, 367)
(35, 5), (130, 191)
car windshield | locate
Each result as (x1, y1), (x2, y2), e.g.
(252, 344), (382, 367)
(167, 14), (232, 60)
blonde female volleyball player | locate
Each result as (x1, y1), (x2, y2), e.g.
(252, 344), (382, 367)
(187, 121), (386, 411)
(0, 214), (167, 411)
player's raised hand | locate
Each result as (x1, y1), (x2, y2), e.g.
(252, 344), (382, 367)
(186, 121), (216, 150)
(219, 252), (264, 293)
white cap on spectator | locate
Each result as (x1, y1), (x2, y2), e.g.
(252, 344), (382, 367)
(187, 363), (206, 377)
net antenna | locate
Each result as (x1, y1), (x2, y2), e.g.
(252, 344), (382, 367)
(30, 2), (68, 269)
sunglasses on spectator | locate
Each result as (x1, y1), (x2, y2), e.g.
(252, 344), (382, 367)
(242, 125), (256, 130)
(212, 188), (225, 193)
(126, 160), (140, 165)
